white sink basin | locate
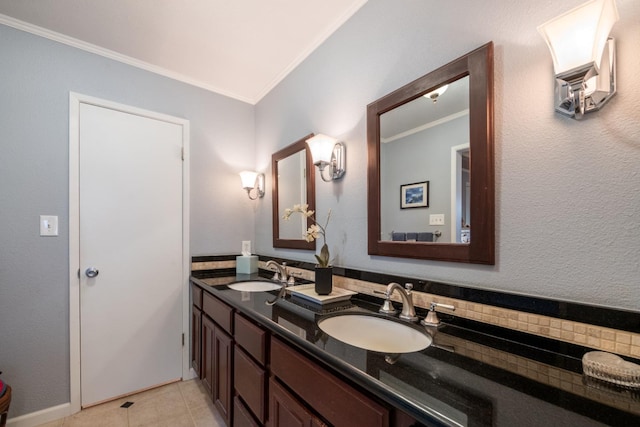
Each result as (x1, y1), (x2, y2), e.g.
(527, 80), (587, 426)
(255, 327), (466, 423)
(318, 314), (432, 353)
(227, 281), (282, 292)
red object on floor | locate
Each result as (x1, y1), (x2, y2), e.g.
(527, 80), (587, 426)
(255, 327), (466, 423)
(0, 385), (11, 427)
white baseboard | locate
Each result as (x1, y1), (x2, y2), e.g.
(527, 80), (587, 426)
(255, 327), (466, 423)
(7, 402), (73, 427)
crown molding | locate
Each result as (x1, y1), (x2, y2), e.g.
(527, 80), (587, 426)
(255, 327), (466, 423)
(0, 13), (255, 104)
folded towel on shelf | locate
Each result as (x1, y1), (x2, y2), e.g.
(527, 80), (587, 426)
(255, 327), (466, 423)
(391, 232), (406, 241)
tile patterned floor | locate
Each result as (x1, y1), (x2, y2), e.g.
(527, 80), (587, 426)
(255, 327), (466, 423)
(36, 379), (225, 427)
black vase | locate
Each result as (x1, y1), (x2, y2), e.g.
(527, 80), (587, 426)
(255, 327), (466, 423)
(314, 266), (333, 295)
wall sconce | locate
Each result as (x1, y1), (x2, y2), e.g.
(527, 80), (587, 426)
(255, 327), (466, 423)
(239, 171), (265, 200)
(537, 0), (619, 119)
(306, 134), (346, 182)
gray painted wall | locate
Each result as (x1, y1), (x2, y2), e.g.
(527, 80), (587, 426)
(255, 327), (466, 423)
(254, 0), (640, 309)
(0, 25), (255, 417)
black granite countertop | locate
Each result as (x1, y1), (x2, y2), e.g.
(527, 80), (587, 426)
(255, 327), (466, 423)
(191, 273), (640, 427)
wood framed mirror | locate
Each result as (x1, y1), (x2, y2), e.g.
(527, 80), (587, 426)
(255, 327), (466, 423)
(272, 133), (316, 249)
(367, 42), (494, 264)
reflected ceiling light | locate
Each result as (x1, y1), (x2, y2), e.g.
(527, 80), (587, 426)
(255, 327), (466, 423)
(537, 0), (619, 119)
(239, 171), (265, 200)
(423, 85), (449, 103)
(306, 134), (346, 182)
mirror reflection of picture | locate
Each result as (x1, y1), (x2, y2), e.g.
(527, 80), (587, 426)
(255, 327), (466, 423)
(400, 181), (429, 209)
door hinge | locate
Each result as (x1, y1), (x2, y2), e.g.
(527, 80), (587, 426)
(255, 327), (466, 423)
(181, 147), (184, 161)
(182, 333), (185, 346)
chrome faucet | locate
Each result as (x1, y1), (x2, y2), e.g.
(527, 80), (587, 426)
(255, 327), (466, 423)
(380, 282), (419, 322)
(266, 260), (289, 284)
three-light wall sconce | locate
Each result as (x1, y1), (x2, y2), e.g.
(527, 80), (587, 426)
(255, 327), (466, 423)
(239, 170), (265, 200)
(537, 0), (619, 119)
(306, 134), (346, 182)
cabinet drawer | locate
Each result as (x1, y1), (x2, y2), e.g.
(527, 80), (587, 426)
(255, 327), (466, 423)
(271, 338), (389, 427)
(234, 346), (267, 424)
(234, 396), (260, 427)
(269, 377), (326, 427)
(191, 283), (203, 309)
(234, 313), (267, 365)
(203, 292), (233, 334)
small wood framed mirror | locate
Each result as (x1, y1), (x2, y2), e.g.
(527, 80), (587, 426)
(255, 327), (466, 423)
(272, 134), (316, 250)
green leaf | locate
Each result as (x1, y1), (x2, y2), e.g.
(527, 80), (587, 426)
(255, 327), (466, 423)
(316, 243), (330, 267)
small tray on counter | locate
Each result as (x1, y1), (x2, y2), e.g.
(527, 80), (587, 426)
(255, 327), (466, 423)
(287, 284), (356, 305)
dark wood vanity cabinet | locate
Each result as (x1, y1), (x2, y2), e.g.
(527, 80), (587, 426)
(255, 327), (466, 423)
(202, 314), (216, 394)
(214, 324), (234, 425)
(270, 337), (390, 427)
(234, 313), (268, 425)
(191, 284), (203, 377)
(235, 396), (261, 427)
(268, 377), (326, 427)
(192, 285), (412, 427)
(202, 291), (235, 427)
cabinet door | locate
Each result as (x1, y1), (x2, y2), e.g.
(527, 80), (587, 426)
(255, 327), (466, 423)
(201, 315), (215, 396)
(191, 305), (202, 377)
(214, 325), (234, 426)
(234, 346), (266, 423)
(268, 377), (326, 427)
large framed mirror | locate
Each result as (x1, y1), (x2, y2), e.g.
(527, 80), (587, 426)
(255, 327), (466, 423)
(367, 42), (494, 264)
(272, 133), (316, 249)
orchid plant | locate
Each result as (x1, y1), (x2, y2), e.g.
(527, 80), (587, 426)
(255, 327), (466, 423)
(283, 204), (332, 267)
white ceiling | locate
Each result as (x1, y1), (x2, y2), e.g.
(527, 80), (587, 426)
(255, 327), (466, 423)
(0, 0), (368, 104)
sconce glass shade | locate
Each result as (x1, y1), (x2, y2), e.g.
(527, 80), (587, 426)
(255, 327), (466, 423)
(239, 171), (265, 199)
(423, 84), (449, 103)
(239, 171), (258, 189)
(537, 0), (619, 119)
(306, 134), (346, 182)
(538, 0), (618, 76)
(306, 134), (338, 165)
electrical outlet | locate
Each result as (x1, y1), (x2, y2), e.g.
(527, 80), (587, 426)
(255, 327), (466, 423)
(429, 214), (445, 226)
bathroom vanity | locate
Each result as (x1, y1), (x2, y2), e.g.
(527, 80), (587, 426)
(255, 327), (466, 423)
(190, 273), (640, 427)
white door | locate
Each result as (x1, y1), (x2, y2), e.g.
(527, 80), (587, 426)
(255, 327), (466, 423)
(79, 102), (184, 407)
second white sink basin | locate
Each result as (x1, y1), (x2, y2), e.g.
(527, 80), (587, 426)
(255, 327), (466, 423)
(318, 314), (432, 353)
(227, 281), (282, 292)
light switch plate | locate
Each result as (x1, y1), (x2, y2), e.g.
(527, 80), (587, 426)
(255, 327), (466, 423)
(40, 215), (59, 236)
(429, 214), (445, 226)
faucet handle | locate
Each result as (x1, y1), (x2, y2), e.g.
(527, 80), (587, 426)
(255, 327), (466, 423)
(374, 290), (398, 315)
(288, 272), (302, 286)
(421, 302), (456, 326)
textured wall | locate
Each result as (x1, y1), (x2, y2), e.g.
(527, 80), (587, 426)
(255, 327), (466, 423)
(255, 0), (640, 310)
(0, 25), (255, 417)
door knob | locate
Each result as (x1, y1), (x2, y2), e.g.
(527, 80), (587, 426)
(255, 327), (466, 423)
(85, 267), (99, 278)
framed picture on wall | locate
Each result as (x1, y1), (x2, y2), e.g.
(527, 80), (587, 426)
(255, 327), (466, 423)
(400, 181), (429, 209)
